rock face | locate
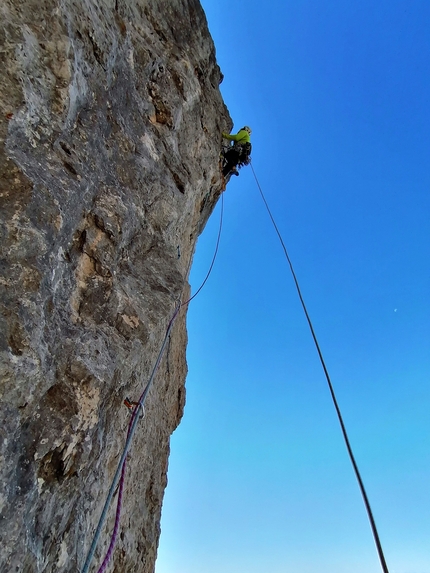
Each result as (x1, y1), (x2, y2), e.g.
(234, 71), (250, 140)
(0, 0), (231, 571)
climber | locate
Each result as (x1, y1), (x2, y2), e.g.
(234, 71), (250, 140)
(221, 126), (252, 177)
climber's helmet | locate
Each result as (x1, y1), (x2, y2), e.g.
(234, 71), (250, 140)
(243, 126), (252, 134)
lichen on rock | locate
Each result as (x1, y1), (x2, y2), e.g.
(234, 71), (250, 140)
(0, 0), (231, 571)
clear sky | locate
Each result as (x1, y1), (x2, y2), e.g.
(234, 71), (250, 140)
(155, 2), (430, 573)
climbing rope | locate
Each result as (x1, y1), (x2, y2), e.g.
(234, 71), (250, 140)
(250, 162), (390, 573)
(182, 192), (224, 307)
(82, 192), (224, 573)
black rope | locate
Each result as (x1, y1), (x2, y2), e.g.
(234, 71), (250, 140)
(250, 162), (390, 573)
(182, 192), (224, 307)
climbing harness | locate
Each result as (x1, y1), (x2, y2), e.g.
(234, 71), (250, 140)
(237, 142), (252, 166)
(81, 192), (224, 573)
(220, 139), (252, 178)
(250, 162), (390, 573)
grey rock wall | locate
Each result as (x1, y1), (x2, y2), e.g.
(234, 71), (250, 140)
(0, 0), (231, 571)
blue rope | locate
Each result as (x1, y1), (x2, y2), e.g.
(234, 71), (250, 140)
(250, 162), (390, 573)
(81, 192), (224, 573)
(81, 308), (178, 573)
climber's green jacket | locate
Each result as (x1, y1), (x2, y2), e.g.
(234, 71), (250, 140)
(222, 129), (251, 145)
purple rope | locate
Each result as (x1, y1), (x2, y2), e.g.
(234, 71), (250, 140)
(97, 456), (127, 573)
(97, 395), (141, 573)
(91, 193), (224, 572)
(95, 307), (180, 573)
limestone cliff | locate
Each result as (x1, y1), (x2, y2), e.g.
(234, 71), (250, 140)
(0, 0), (231, 571)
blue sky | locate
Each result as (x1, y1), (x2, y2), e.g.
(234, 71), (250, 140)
(155, 2), (430, 573)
